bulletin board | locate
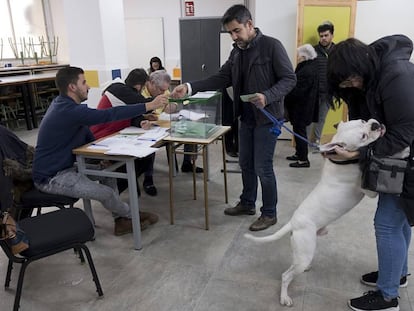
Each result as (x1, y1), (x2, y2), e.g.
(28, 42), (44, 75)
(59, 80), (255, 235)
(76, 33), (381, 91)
(297, 0), (356, 142)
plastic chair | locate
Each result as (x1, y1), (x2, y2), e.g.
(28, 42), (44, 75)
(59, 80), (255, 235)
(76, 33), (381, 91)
(0, 208), (103, 311)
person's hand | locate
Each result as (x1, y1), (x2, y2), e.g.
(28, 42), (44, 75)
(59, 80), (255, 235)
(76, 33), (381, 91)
(170, 84), (188, 99)
(164, 102), (178, 114)
(140, 120), (151, 130)
(322, 146), (360, 161)
(249, 93), (267, 109)
(144, 113), (158, 121)
(145, 94), (168, 111)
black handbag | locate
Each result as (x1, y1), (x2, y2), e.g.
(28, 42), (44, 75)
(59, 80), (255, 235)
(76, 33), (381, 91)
(399, 141), (414, 225)
(361, 149), (408, 194)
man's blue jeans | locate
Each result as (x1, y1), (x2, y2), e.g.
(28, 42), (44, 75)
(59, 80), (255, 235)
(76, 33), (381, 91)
(375, 193), (411, 299)
(238, 122), (277, 217)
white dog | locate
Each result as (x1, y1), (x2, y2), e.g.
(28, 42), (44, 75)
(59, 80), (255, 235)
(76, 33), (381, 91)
(245, 119), (385, 307)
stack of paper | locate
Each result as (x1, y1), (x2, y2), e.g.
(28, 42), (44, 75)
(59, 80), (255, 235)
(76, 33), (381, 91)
(87, 129), (168, 158)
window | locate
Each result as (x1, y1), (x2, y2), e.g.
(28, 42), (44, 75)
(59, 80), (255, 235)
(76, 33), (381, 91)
(0, 0), (48, 62)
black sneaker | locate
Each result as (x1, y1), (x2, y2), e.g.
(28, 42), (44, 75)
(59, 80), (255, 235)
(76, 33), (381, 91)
(224, 202), (255, 216)
(348, 290), (399, 311)
(361, 271), (408, 288)
(289, 161), (310, 168)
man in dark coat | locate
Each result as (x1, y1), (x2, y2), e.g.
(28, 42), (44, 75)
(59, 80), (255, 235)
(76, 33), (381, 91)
(171, 5), (296, 231)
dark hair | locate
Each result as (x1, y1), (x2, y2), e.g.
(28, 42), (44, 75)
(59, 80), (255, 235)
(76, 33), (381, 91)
(327, 38), (379, 104)
(221, 4), (252, 26)
(149, 57), (165, 73)
(55, 66), (84, 95)
(317, 21), (334, 35)
(125, 68), (148, 88)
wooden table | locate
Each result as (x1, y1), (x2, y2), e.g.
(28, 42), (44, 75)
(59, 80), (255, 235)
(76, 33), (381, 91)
(73, 142), (144, 250)
(163, 126), (230, 229)
(0, 72), (56, 129)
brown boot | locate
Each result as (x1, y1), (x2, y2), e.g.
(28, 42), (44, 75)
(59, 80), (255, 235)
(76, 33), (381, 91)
(114, 217), (133, 236)
(139, 211), (159, 225)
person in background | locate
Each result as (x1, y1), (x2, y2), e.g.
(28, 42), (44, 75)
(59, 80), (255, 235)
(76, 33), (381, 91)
(171, 4), (296, 231)
(326, 35), (414, 311)
(148, 56), (165, 74)
(285, 44), (319, 168)
(32, 66), (168, 236)
(308, 21), (335, 145)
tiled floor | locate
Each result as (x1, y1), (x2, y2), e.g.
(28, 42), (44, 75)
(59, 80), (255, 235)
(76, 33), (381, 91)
(1, 128), (413, 311)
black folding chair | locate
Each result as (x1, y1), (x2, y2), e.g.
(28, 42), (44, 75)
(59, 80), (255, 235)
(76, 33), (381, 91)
(0, 208), (103, 311)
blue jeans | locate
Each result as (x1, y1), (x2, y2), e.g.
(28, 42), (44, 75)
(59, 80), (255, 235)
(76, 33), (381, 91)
(308, 98), (330, 143)
(374, 193), (411, 299)
(238, 122), (277, 217)
(35, 166), (131, 219)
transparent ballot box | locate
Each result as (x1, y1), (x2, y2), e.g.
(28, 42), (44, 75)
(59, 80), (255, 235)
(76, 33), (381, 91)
(169, 91), (222, 139)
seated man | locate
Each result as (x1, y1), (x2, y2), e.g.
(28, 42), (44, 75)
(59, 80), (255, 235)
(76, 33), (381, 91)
(32, 66), (168, 236)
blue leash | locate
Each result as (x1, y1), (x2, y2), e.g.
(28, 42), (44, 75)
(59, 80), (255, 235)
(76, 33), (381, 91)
(258, 107), (319, 149)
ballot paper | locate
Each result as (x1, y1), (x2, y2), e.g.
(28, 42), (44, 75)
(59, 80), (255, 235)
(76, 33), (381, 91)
(87, 132), (167, 158)
(159, 109), (207, 121)
(118, 126), (147, 135)
(189, 91), (217, 99)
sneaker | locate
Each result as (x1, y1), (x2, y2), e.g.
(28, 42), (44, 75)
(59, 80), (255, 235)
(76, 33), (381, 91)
(286, 154), (299, 161)
(289, 161), (310, 168)
(249, 215), (277, 231)
(361, 271), (408, 288)
(224, 202), (256, 216)
(181, 161), (203, 173)
(139, 211), (159, 225)
(348, 290), (399, 311)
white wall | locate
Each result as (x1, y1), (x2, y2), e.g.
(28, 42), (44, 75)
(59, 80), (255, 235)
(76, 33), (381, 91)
(51, 0), (414, 71)
(122, 0), (241, 73)
(355, 0), (414, 62)
(252, 0), (298, 65)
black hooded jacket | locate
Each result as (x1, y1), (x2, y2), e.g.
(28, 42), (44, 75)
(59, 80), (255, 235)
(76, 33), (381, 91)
(346, 35), (414, 158)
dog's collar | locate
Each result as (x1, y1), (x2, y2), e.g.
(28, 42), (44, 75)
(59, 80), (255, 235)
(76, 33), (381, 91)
(329, 158), (359, 165)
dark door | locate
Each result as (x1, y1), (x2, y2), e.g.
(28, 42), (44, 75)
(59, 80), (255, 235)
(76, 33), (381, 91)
(180, 18), (222, 82)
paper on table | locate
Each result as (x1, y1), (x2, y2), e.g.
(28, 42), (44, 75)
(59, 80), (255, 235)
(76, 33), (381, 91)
(119, 126), (147, 134)
(104, 144), (158, 158)
(137, 127), (169, 141)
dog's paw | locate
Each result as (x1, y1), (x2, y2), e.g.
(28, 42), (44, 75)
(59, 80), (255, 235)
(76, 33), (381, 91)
(280, 295), (293, 307)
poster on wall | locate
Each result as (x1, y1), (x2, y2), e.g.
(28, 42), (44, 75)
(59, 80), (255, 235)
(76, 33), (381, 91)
(185, 1), (194, 16)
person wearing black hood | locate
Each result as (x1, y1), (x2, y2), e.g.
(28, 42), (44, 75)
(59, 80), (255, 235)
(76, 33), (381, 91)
(326, 35), (414, 311)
